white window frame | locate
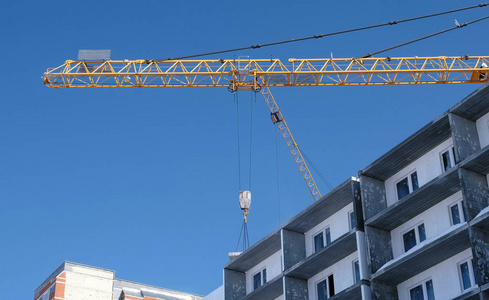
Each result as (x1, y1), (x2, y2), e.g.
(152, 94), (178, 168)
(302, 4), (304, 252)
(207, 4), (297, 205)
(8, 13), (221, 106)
(252, 267), (267, 290)
(408, 278), (434, 300)
(448, 199), (466, 226)
(401, 221), (426, 253)
(395, 169), (419, 200)
(315, 273), (334, 300)
(349, 209), (356, 230)
(440, 146), (456, 172)
(313, 226), (331, 253)
(458, 257), (478, 292)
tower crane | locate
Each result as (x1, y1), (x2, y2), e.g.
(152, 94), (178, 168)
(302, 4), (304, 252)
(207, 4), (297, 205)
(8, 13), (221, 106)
(43, 55), (489, 203)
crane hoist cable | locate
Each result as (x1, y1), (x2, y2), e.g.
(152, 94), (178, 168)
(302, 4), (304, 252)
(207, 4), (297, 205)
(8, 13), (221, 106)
(235, 91), (254, 194)
(275, 127), (282, 225)
(235, 217), (250, 252)
(235, 90), (255, 251)
(153, 3), (488, 62)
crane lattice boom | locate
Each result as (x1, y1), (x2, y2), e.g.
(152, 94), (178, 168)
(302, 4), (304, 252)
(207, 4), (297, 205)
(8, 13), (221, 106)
(44, 56), (489, 89)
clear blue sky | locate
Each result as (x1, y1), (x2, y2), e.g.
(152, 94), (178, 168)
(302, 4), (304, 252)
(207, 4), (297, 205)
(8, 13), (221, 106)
(1, 0), (488, 298)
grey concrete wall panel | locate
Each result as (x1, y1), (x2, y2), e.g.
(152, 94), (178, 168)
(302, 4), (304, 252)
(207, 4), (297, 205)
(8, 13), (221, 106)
(470, 227), (489, 286)
(360, 175), (387, 221)
(450, 113), (481, 162)
(460, 168), (489, 221)
(372, 223), (470, 285)
(360, 114), (451, 181)
(284, 276), (308, 300)
(285, 231), (357, 279)
(462, 146), (489, 175)
(282, 229), (306, 270)
(328, 282), (364, 300)
(224, 269), (246, 300)
(241, 275), (283, 300)
(366, 167), (460, 230)
(283, 178), (358, 233)
(450, 83), (489, 121)
(225, 229), (281, 272)
(353, 180), (365, 232)
(365, 226), (393, 274)
(370, 281), (398, 300)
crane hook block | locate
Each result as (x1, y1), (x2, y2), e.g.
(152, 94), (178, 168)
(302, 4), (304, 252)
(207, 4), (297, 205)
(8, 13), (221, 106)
(239, 191), (251, 211)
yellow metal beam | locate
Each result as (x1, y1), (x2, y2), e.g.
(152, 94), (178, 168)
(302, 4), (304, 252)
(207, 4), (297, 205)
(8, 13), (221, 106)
(44, 56), (489, 88)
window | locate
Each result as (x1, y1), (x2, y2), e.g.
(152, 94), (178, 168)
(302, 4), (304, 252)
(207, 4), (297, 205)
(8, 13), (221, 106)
(314, 227), (331, 252)
(353, 259), (360, 283)
(396, 171), (419, 200)
(39, 290), (50, 300)
(459, 258), (478, 291)
(316, 274), (335, 300)
(449, 200), (467, 225)
(253, 268), (267, 290)
(349, 210), (357, 230)
(440, 147), (457, 172)
(403, 223), (426, 252)
(50, 284), (56, 295)
(409, 279), (435, 300)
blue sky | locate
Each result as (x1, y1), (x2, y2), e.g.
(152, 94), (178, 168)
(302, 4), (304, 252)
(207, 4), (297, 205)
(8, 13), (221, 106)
(1, 0), (489, 298)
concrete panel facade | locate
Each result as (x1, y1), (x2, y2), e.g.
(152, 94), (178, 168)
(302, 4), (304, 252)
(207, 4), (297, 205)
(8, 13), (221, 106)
(224, 269), (246, 300)
(284, 276), (308, 300)
(450, 113), (481, 162)
(460, 168), (489, 221)
(282, 229), (306, 270)
(365, 226), (392, 274)
(360, 175), (386, 220)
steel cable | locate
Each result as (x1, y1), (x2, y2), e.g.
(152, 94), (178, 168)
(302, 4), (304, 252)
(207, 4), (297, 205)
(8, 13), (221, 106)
(154, 3), (488, 62)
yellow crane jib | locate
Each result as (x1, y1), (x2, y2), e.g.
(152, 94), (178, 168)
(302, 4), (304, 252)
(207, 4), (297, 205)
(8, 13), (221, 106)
(44, 56), (489, 89)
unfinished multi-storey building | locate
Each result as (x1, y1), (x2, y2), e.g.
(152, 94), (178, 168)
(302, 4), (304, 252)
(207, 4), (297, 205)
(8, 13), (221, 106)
(360, 83), (489, 299)
(210, 83), (489, 300)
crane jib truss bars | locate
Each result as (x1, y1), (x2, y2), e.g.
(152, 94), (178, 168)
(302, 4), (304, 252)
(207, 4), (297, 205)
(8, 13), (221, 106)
(44, 56), (489, 89)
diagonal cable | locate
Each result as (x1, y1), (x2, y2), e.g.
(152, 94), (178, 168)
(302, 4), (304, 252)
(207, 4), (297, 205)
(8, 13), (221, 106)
(154, 3), (488, 62)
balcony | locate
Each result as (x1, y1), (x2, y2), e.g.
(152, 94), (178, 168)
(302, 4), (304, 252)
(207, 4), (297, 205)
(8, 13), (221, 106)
(242, 275), (283, 300)
(371, 223), (470, 285)
(329, 282), (364, 300)
(461, 145), (489, 175)
(225, 229), (281, 272)
(283, 178), (359, 233)
(284, 231), (357, 279)
(365, 166), (460, 230)
(360, 114), (451, 181)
